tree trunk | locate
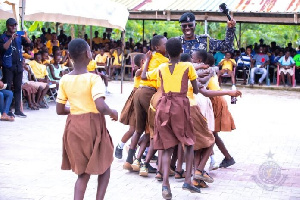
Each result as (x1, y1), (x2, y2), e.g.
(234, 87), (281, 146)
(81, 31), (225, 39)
(70, 24), (75, 39)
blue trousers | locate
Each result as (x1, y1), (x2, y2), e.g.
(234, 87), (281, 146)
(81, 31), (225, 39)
(0, 90), (13, 114)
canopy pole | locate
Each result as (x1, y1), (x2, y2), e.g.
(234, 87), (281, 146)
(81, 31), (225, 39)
(204, 20), (208, 35)
(89, 25), (93, 49)
(21, 0), (25, 31)
(120, 31), (125, 94)
(239, 23), (241, 48)
(142, 20), (145, 43)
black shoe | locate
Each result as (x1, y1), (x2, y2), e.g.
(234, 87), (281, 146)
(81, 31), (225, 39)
(7, 111), (15, 118)
(14, 111), (27, 118)
(141, 155), (146, 160)
(150, 155), (158, 163)
(146, 162), (157, 173)
(115, 145), (123, 159)
(219, 157), (235, 168)
(182, 183), (201, 193)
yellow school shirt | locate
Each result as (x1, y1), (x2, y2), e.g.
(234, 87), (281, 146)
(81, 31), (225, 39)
(23, 53), (32, 59)
(92, 37), (102, 45)
(87, 60), (97, 72)
(207, 75), (221, 91)
(46, 40), (60, 55)
(187, 82), (197, 106)
(43, 60), (51, 65)
(140, 52), (169, 89)
(133, 76), (141, 88)
(28, 60), (48, 79)
(45, 33), (52, 41)
(33, 48), (39, 53)
(147, 62), (197, 93)
(95, 54), (107, 64)
(56, 73), (105, 115)
(112, 50), (122, 66)
(220, 59), (236, 71)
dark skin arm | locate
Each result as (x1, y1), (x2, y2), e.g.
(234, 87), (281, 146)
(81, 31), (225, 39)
(199, 87), (242, 98)
(135, 68), (142, 77)
(261, 60), (270, 68)
(94, 97), (118, 121)
(141, 51), (152, 80)
(191, 79), (198, 94)
(56, 103), (70, 115)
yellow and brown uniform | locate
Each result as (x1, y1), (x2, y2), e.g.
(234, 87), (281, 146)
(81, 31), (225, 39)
(151, 62), (197, 150)
(56, 73), (113, 175)
(133, 52), (169, 133)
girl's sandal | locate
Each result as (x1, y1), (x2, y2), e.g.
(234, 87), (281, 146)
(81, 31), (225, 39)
(175, 169), (186, 179)
(155, 171), (163, 181)
(1, 115), (14, 122)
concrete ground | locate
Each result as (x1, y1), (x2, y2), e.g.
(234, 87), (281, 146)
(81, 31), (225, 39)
(0, 81), (300, 200)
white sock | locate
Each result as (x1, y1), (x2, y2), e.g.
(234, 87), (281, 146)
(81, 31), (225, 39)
(118, 142), (125, 149)
(106, 87), (108, 92)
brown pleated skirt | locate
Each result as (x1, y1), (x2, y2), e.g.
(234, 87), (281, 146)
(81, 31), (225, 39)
(61, 112), (114, 175)
(154, 93), (195, 150)
(190, 105), (215, 150)
(210, 96), (236, 132)
(119, 89), (137, 126)
(148, 89), (162, 139)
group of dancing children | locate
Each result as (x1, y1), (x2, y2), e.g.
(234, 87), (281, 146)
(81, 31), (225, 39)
(56, 36), (241, 200)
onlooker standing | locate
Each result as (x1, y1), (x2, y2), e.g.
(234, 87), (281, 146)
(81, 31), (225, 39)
(0, 18), (31, 118)
(293, 52), (300, 84)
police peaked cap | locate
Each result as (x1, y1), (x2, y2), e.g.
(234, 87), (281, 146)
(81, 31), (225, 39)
(179, 12), (195, 23)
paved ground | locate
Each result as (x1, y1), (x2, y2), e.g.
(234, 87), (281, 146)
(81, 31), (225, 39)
(1, 81), (300, 200)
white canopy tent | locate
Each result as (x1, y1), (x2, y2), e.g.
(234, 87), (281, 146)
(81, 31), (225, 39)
(0, 0), (129, 30)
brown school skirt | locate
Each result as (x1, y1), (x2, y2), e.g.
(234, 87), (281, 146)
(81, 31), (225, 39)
(134, 87), (156, 133)
(120, 89), (137, 126)
(154, 93), (195, 150)
(61, 112), (114, 175)
(148, 89), (162, 139)
(190, 105), (215, 150)
(210, 96), (236, 132)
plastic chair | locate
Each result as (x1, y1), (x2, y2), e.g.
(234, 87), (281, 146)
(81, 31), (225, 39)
(219, 67), (235, 84)
(249, 65), (270, 86)
(276, 65), (296, 87)
(235, 64), (250, 84)
(124, 52), (142, 80)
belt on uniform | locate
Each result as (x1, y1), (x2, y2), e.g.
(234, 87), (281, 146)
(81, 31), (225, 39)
(140, 86), (157, 91)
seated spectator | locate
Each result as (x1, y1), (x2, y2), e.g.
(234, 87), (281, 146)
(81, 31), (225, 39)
(22, 61), (39, 110)
(41, 51), (51, 66)
(0, 80), (14, 121)
(95, 48), (109, 71)
(217, 52), (236, 89)
(236, 46), (253, 85)
(29, 53), (49, 82)
(250, 46), (270, 87)
(277, 50), (295, 86)
(22, 44), (34, 60)
(48, 55), (63, 84)
(45, 28), (52, 41)
(87, 59), (109, 94)
(293, 51), (300, 83)
(110, 47), (123, 79)
(92, 31), (102, 50)
(24, 59), (49, 108)
(46, 32), (59, 55)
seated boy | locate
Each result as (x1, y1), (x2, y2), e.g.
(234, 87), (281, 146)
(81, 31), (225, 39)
(250, 46), (270, 87)
(217, 52), (236, 89)
(95, 48), (109, 73)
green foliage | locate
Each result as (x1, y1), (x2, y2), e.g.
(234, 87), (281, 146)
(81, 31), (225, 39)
(1, 19), (299, 49)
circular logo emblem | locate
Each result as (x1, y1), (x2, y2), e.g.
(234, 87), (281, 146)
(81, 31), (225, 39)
(258, 161), (281, 184)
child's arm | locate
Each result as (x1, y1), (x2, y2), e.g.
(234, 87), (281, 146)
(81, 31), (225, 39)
(191, 79), (199, 94)
(94, 97), (118, 121)
(141, 51), (152, 80)
(199, 87), (242, 98)
(135, 68), (142, 77)
(56, 103), (70, 115)
(194, 63), (209, 71)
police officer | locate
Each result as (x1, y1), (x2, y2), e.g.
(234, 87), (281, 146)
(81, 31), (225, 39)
(0, 18), (31, 118)
(178, 12), (236, 54)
